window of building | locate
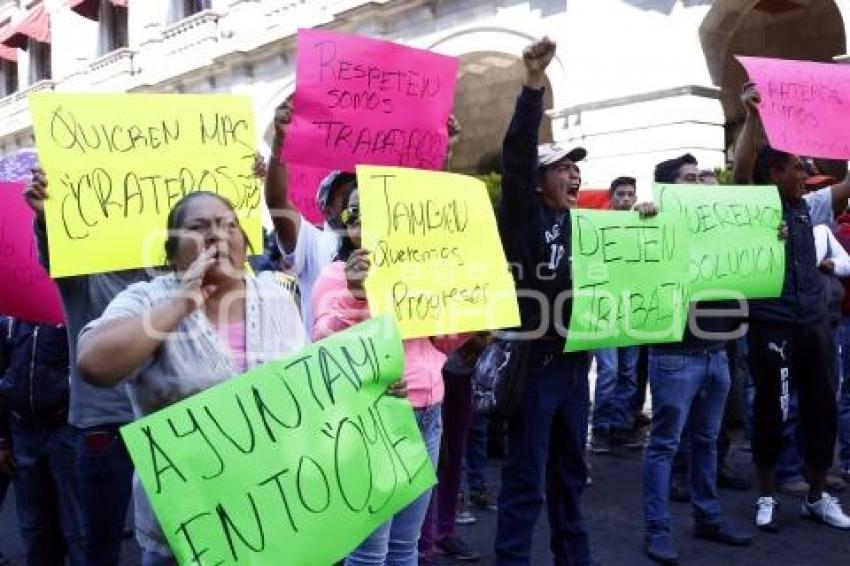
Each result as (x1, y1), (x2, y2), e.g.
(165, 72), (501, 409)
(98, 1), (128, 55)
(27, 38), (50, 83)
(0, 60), (18, 96)
(170, 0), (211, 22)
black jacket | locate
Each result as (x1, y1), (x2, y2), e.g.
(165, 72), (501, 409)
(749, 198), (826, 325)
(497, 87), (572, 337)
(0, 316), (70, 440)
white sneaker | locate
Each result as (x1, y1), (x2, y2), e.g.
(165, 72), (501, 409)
(756, 496), (780, 532)
(801, 493), (850, 529)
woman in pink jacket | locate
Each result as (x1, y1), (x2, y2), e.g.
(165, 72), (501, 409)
(312, 186), (466, 565)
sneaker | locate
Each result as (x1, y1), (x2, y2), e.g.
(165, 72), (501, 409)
(435, 535), (481, 561)
(611, 426), (645, 450)
(777, 480), (810, 497)
(591, 431), (612, 455)
(755, 496), (780, 532)
(693, 520), (754, 546)
(469, 487), (497, 511)
(801, 493), (850, 529)
(455, 493), (477, 525)
(826, 473), (847, 493)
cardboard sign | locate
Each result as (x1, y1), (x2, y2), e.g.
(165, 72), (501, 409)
(738, 56), (850, 159)
(283, 29), (458, 171)
(0, 181), (63, 324)
(358, 165), (519, 339)
(121, 316), (435, 566)
(28, 93), (263, 277)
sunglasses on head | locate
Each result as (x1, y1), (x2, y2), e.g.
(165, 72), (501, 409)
(340, 205), (360, 227)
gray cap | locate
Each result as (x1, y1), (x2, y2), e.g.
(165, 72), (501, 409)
(315, 170), (356, 211)
(537, 143), (587, 168)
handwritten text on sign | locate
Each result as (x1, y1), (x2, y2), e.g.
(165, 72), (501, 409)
(565, 211), (689, 352)
(28, 93), (263, 278)
(283, 29), (458, 172)
(120, 316), (435, 566)
(0, 182), (63, 324)
(653, 184), (785, 301)
(737, 56), (850, 160)
(358, 166), (520, 339)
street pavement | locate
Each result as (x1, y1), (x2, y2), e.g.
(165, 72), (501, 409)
(1, 437), (849, 564)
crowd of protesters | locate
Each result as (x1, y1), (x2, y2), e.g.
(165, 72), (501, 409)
(1, 36), (850, 566)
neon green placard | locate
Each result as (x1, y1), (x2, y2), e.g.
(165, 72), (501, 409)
(121, 315), (435, 565)
(652, 183), (785, 301)
(565, 210), (689, 352)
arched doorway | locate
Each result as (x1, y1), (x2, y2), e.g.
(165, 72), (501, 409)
(700, 0), (846, 172)
(450, 51), (554, 174)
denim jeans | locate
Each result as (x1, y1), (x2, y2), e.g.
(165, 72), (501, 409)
(643, 350), (730, 534)
(346, 403), (442, 566)
(495, 342), (591, 566)
(12, 420), (86, 566)
(464, 412), (489, 493)
(592, 347), (639, 432)
(75, 423), (134, 566)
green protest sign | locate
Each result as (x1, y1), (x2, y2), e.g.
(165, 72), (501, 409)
(120, 315), (435, 566)
(565, 210), (689, 352)
(653, 183), (785, 300)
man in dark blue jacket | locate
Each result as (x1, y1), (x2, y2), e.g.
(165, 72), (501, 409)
(0, 315), (85, 565)
(493, 37), (656, 566)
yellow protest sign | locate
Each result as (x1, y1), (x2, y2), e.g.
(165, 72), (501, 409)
(28, 93), (263, 277)
(357, 165), (520, 338)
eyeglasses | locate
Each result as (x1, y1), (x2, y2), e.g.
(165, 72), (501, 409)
(340, 205), (360, 227)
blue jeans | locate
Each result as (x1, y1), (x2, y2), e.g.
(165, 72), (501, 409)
(75, 423), (134, 566)
(12, 420), (86, 566)
(592, 347), (639, 432)
(346, 404), (442, 566)
(495, 342), (591, 566)
(838, 317), (850, 470)
(465, 411), (489, 492)
(643, 350), (730, 534)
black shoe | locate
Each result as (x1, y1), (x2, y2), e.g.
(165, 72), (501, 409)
(634, 413), (651, 429)
(435, 535), (481, 561)
(469, 487), (497, 511)
(718, 466), (751, 491)
(591, 430), (611, 455)
(693, 520), (754, 546)
(611, 426), (645, 450)
(669, 480), (691, 503)
(644, 533), (679, 565)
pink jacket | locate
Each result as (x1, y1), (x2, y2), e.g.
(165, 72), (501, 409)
(311, 262), (468, 408)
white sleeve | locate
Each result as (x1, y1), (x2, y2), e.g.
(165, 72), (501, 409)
(288, 217), (321, 278)
(804, 187), (834, 226)
(825, 228), (850, 277)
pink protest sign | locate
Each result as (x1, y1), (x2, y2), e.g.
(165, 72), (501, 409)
(738, 56), (850, 160)
(282, 28), (458, 171)
(0, 182), (64, 324)
(287, 163), (335, 226)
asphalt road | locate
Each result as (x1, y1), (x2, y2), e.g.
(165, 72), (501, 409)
(1, 438), (849, 565)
